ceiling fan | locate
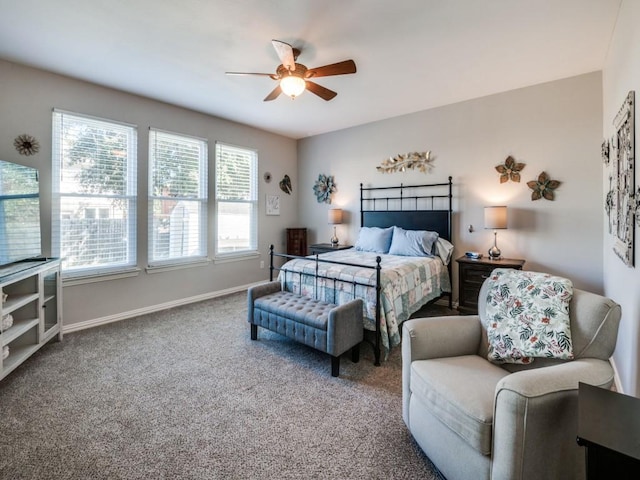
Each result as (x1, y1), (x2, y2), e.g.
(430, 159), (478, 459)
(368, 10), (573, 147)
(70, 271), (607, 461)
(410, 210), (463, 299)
(226, 40), (357, 102)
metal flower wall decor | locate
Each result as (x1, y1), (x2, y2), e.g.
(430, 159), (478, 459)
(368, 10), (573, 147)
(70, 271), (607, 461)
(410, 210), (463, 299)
(13, 134), (40, 156)
(527, 171), (561, 201)
(313, 174), (337, 204)
(376, 151), (434, 174)
(495, 155), (525, 183)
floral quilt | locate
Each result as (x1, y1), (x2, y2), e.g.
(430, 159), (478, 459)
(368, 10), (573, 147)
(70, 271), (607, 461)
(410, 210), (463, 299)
(278, 249), (451, 358)
(484, 268), (574, 364)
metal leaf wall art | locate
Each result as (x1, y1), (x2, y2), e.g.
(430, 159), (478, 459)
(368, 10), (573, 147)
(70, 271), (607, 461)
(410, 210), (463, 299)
(376, 151), (434, 173)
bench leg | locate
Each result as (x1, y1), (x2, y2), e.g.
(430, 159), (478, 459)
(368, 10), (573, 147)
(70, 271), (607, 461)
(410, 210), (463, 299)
(331, 355), (340, 377)
(351, 343), (360, 363)
(250, 324), (258, 340)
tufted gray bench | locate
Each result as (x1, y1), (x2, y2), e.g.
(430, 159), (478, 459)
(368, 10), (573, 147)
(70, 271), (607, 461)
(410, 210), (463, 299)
(247, 281), (364, 377)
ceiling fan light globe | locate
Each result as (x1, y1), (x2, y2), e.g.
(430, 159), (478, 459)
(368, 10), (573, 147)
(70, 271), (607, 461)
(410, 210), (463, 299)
(280, 75), (306, 98)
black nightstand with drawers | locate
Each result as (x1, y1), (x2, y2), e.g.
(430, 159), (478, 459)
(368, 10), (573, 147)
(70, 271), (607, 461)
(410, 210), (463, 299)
(456, 256), (525, 314)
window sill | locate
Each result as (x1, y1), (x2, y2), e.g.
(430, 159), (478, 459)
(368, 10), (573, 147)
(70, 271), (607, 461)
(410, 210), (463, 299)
(146, 258), (211, 274)
(213, 250), (260, 264)
(62, 267), (141, 286)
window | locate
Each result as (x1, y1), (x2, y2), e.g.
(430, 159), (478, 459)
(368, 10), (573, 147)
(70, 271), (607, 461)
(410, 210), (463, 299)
(215, 142), (258, 256)
(148, 129), (208, 266)
(52, 110), (137, 277)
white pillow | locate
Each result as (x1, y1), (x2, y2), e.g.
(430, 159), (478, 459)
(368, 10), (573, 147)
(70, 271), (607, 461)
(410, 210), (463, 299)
(354, 227), (393, 253)
(388, 226), (438, 257)
(434, 237), (454, 265)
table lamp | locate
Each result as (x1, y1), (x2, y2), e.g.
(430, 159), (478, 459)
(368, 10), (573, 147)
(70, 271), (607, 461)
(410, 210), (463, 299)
(484, 206), (507, 259)
(328, 208), (343, 246)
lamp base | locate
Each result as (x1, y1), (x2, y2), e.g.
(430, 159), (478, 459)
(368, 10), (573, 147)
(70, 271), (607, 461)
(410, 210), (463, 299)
(330, 226), (339, 246)
(488, 245), (501, 260)
(488, 231), (501, 259)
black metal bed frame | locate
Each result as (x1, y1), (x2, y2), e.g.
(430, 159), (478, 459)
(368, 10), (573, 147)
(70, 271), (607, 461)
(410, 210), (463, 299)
(359, 176), (453, 309)
(268, 176), (454, 366)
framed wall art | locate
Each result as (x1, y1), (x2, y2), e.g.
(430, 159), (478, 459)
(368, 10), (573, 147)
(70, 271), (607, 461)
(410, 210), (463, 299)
(612, 91), (635, 266)
(266, 194), (280, 216)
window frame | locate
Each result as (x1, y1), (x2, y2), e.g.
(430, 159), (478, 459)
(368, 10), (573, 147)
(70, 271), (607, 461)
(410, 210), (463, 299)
(52, 109), (138, 279)
(147, 128), (208, 268)
(214, 142), (259, 260)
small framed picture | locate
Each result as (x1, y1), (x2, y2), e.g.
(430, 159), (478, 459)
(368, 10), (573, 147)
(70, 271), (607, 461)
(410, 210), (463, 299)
(266, 194), (280, 215)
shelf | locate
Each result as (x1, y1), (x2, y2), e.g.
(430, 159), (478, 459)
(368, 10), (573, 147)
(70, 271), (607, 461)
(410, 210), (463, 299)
(0, 258), (61, 381)
(2, 343), (41, 377)
(2, 293), (39, 316)
(1, 317), (39, 346)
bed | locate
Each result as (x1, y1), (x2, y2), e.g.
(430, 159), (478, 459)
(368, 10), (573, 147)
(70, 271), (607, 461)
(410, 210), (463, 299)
(270, 178), (453, 364)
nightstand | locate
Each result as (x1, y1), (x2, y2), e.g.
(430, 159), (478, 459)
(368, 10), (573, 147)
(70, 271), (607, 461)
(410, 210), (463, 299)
(309, 243), (352, 255)
(456, 256), (525, 314)
(286, 228), (307, 256)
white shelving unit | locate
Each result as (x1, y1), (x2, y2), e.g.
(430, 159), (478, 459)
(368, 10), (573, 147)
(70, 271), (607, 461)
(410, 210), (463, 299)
(1, 258), (62, 381)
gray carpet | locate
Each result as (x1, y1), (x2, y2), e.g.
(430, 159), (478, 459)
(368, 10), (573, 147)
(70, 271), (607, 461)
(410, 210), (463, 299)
(0, 292), (452, 479)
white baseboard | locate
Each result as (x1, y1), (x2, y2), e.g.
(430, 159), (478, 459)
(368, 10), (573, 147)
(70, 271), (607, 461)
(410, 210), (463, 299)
(610, 356), (623, 393)
(62, 280), (267, 334)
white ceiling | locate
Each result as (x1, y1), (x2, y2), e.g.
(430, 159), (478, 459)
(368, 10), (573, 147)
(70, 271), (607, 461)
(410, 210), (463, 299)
(0, 0), (621, 139)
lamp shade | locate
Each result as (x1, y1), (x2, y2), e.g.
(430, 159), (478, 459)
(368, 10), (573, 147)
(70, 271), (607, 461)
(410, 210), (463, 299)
(484, 206), (507, 229)
(328, 208), (343, 225)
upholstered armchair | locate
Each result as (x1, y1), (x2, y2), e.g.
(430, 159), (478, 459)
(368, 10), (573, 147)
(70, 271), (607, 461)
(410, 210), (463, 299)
(402, 279), (621, 480)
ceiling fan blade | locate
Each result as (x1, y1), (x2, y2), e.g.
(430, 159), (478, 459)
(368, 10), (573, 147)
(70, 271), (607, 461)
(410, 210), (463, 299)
(264, 85), (282, 102)
(305, 81), (337, 101)
(272, 39), (296, 71)
(306, 59), (356, 78)
(226, 71), (272, 76)
(226, 72), (278, 81)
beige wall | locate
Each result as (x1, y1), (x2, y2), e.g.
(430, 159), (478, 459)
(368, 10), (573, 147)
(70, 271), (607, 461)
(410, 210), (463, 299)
(298, 72), (603, 297)
(603, 0), (640, 397)
(0, 60), (297, 327)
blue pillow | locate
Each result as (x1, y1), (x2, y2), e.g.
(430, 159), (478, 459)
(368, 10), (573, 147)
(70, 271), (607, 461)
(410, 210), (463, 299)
(388, 226), (438, 257)
(354, 227), (393, 253)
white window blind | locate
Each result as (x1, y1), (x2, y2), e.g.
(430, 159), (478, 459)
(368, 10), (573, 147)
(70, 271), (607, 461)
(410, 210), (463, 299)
(148, 129), (208, 266)
(215, 142), (258, 256)
(52, 110), (137, 276)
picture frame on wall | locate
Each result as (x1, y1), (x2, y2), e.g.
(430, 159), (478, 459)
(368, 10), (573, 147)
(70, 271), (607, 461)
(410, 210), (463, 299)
(613, 90), (635, 267)
(266, 194), (280, 216)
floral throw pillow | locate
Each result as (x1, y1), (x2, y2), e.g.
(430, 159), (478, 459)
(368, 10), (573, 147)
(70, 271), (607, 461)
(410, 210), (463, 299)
(484, 268), (574, 364)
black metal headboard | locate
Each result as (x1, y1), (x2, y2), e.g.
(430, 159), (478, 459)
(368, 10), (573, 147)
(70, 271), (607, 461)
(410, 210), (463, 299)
(360, 176), (453, 242)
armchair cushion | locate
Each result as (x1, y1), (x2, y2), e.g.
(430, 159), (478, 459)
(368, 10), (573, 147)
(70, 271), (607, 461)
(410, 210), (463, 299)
(410, 355), (509, 455)
(485, 269), (574, 364)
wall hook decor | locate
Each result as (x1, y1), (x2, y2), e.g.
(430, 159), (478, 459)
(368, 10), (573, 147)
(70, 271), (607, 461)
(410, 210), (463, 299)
(376, 151), (434, 173)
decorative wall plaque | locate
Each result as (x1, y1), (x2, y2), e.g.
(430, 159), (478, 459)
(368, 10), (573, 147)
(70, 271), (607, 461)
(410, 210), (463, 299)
(612, 91), (635, 267)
